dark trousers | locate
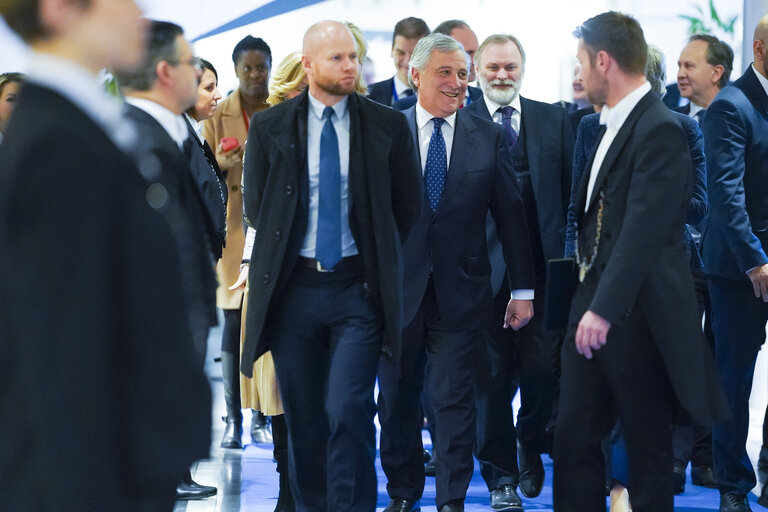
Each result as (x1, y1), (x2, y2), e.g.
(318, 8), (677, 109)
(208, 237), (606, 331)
(474, 279), (560, 491)
(709, 275), (768, 494)
(267, 265), (382, 512)
(378, 279), (479, 508)
(673, 270), (714, 468)
(553, 305), (674, 512)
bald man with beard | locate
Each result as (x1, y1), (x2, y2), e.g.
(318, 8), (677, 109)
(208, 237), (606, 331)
(240, 20), (422, 512)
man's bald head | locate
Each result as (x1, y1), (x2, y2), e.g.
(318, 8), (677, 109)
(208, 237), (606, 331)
(303, 20), (354, 58)
(753, 14), (768, 78)
(302, 20), (359, 105)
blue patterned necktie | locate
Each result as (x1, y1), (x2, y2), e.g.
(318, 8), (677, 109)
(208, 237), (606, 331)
(424, 117), (447, 212)
(498, 106), (518, 153)
(316, 106), (342, 269)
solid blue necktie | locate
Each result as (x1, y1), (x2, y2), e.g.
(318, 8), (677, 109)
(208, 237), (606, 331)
(499, 106), (519, 153)
(316, 106), (342, 269)
(424, 117), (447, 212)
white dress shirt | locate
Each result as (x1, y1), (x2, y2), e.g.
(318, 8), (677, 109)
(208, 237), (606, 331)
(752, 63), (768, 97)
(687, 101), (705, 120)
(301, 92), (358, 258)
(125, 97), (188, 151)
(415, 102), (456, 171)
(482, 94), (522, 134)
(585, 81), (651, 211)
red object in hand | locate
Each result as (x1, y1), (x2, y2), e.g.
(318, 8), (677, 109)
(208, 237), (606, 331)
(220, 137), (239, 152)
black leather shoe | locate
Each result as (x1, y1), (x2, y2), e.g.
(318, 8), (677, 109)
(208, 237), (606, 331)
(220, 415), (243, 449)
(759, 485), (768, 509)
(425, 456), (436, 477)
(691, 464), (718, 488)
(673, 460), (686, 494)
(490, 484), (523, 511)
(439, 500), (464, 512)
(720, 492), (752, 512)
(517, 441), (544, 498)
(176, 479), (217, 500)
(383, 498), (420, 512)
(251, 411), (273, 443)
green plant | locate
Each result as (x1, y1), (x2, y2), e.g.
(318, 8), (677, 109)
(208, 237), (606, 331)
(679, 0), (738, 36)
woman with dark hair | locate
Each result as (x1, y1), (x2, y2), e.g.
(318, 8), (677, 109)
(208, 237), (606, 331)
(0, 72), (24, 144)
(202, 36), (273, 451)
(187, 59), (222, 124)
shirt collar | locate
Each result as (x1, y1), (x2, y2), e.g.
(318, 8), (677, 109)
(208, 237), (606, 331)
(26, 52), (136, 150)
(483, 93), (522, 118)
(752, 64), (768, 98)
(308, 91), (349, 122)
(125, 97), (188, 149)
(688, 102), (705, 118)
(184, 113), (204, 144)
(599, 81), (651, 131)
(415, 101), (457, 131)
(394, 75), (411, 95)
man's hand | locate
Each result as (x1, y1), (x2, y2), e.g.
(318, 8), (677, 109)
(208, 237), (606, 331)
(216, 143), (244, 171)
(504, 299), (533, 331)
(747, 264), (768, 302)
(575, 310), (611, 359)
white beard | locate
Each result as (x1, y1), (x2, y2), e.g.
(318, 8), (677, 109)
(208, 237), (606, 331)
(479, 77), (520, 105)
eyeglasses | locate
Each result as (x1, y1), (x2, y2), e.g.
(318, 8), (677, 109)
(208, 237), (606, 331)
(171, 56), (202, 72)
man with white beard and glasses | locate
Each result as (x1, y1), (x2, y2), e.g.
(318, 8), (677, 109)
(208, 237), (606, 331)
(464, 33), (574, 510)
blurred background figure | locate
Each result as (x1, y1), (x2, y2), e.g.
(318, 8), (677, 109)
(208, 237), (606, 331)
(202, 34), (274, 450)
(0, 72), (23, 145)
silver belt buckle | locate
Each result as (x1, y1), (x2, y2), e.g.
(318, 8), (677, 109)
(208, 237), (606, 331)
(316, 260), (334, 272)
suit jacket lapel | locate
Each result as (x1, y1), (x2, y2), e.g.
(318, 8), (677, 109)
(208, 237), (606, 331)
(267, 91), (308, 216)
(438, 110), (474, 215)
(740, 67), (768, 115)
(584, 92), (655, 214)
(519, 97), (541, 200)
(576, 125), (606, 223)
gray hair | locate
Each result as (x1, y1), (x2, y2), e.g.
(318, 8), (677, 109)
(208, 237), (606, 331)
(646, 45), (667, 98)
(475, 34), (527, 70)
(408, 33), (470, 90)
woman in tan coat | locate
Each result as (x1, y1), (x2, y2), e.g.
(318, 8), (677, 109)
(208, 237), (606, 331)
(202, 35), (272, 450)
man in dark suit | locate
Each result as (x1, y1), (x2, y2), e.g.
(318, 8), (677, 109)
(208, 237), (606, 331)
(670, 33), (733, 495)
(377, 33), (536, 512)
(464, 33), (574, 507)
(392, 20), (483, 112)
(114, 20), (219, 501)
(0, 2), (210, 511)
(554, 12), (728, 512)
(240, 20), (423, 512)
(700, 15), (768, 512)
(676, 34), (734, 119)
(367, 17), (429, 106)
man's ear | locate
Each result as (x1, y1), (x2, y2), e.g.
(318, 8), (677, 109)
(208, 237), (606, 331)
(411, 67), (421, 89)
(155, 60), (173, 88)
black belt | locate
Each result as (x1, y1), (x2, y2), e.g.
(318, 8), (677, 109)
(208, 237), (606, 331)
(296, 255), (361, 272)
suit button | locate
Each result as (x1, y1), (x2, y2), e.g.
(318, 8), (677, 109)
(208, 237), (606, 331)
(274, 230), (282, 240)
(263, 273), (271, 284)
(285, 185), (294, 195)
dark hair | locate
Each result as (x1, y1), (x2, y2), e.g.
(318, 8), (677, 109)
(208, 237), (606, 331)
(688, 34), (734, 88)
(433, 20), (469, 36)
(0, 0), (89, 42)
(200, 58), (218, 81)
(114, 20), (183, 91)
(0, 72), (25, 96)
(231, 36), (272, 67)
(573, 11), (647, 76)
(392, 17), (430, 46)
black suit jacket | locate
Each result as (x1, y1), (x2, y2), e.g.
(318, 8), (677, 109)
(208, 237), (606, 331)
(700, 67), (768, 281)
(241, 90), (423, 373)
(401, 106), (535, 330)
(126, 105), (218, 348)
(367, 76), (397, 106)
(0, 84), (211, 510)
(572, 91), (728, 424)
(392, 85), (483, 111)
(183, 117), (228, 259)
(465, 95), (574, 287)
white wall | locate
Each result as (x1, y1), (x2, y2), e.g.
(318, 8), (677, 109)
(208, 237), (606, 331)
(1, 0), (745, 102)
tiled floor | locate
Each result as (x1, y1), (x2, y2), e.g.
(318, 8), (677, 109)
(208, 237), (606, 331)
(173, 322), (763, 511)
